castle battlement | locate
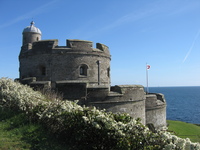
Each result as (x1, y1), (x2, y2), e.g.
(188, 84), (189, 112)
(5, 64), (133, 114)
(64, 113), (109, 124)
(20, 39), (110, 57)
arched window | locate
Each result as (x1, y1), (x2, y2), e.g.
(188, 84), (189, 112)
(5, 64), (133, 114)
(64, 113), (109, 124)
(80, 64), (88, 76)
(36, 37), (39, 41)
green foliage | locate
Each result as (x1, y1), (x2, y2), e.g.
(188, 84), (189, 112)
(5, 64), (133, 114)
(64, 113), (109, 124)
(113, 112), (132, 123)
(0, 78), (200, 150)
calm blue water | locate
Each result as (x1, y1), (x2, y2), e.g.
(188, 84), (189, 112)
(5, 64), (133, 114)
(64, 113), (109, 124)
(149, 86), (200, 124)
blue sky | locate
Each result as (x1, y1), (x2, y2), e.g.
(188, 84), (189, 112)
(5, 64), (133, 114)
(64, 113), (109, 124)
(0, 0), (200, 87)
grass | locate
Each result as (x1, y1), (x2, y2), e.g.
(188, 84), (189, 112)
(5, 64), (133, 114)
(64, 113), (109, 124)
(0, 108), (69, 150)
(167, 120), (200, 143)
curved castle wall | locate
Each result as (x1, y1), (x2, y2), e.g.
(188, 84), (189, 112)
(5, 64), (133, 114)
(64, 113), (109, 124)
(145, 94), (166, 129)
(19, 39), (111, 87)
(89, 85), (146, 124)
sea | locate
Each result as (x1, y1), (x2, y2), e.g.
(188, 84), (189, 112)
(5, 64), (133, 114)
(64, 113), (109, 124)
(149, 86), (200, 124)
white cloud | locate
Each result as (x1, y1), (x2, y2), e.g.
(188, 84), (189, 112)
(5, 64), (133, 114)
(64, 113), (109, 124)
(182, 30), (200, 63)
(0, 0), (59, 29)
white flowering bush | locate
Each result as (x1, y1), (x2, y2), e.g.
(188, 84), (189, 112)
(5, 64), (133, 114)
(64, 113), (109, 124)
(0, 78), (46, 112)
(0, 78), (200, 149)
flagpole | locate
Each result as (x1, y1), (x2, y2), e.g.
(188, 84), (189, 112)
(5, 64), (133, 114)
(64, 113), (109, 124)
(146, 63), (150, 94)
(146, 63), (149, 94)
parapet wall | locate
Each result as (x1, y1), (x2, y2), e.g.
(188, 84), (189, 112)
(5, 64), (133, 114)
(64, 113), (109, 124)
(89, 85), (146, 124)
(20, 39), (110, 56)
(67, 39), (93, 49)
(110, 85), (145, 101)
(96, 43), (109, 52)
(145, 94), (166, 129)
(32, 40), (58, 50)
(66, 39), (110, 54)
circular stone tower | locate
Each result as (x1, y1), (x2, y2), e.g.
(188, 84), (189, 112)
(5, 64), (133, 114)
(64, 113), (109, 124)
(19, 22), (111, 101)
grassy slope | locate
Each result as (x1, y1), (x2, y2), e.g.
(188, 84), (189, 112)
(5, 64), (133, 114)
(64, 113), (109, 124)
(0, 109), (69, 150)
(167, 120), (200, 143)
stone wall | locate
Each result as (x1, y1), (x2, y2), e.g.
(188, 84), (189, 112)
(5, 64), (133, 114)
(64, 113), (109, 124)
(56, 81), (87, 100)
(22, 32), (41, 46)
(145, 94), (166, 129)
(89, 85), (146, 124)
(19, 39), (111, 87)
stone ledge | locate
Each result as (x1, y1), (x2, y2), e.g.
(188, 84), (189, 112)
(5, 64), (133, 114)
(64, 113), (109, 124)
(146, 104), (166, 111)
(90, 99), (145, 104)
(56, 80), (88, 84)
(107, 91), (123, 97)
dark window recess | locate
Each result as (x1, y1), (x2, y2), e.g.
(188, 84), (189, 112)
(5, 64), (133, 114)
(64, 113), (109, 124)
(107, 67), (110, 77)
(40, 66), (46, 76)
(80, 65), (88, 76)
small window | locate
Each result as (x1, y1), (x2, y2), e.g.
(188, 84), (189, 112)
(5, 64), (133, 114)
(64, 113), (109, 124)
(80, 65), (88, 76)
(107, 67), (110, 77)
(39, 66), (46, 76)
(36, 37), (39, 41)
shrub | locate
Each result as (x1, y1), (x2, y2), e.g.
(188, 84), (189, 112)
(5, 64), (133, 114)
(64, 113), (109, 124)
(0, 78), (200, 149)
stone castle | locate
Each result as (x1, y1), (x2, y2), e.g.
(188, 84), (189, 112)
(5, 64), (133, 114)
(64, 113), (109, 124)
(18, 21), (166, 128)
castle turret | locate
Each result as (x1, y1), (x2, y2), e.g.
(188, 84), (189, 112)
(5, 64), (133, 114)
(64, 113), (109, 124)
(22, 21), (41, 46)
